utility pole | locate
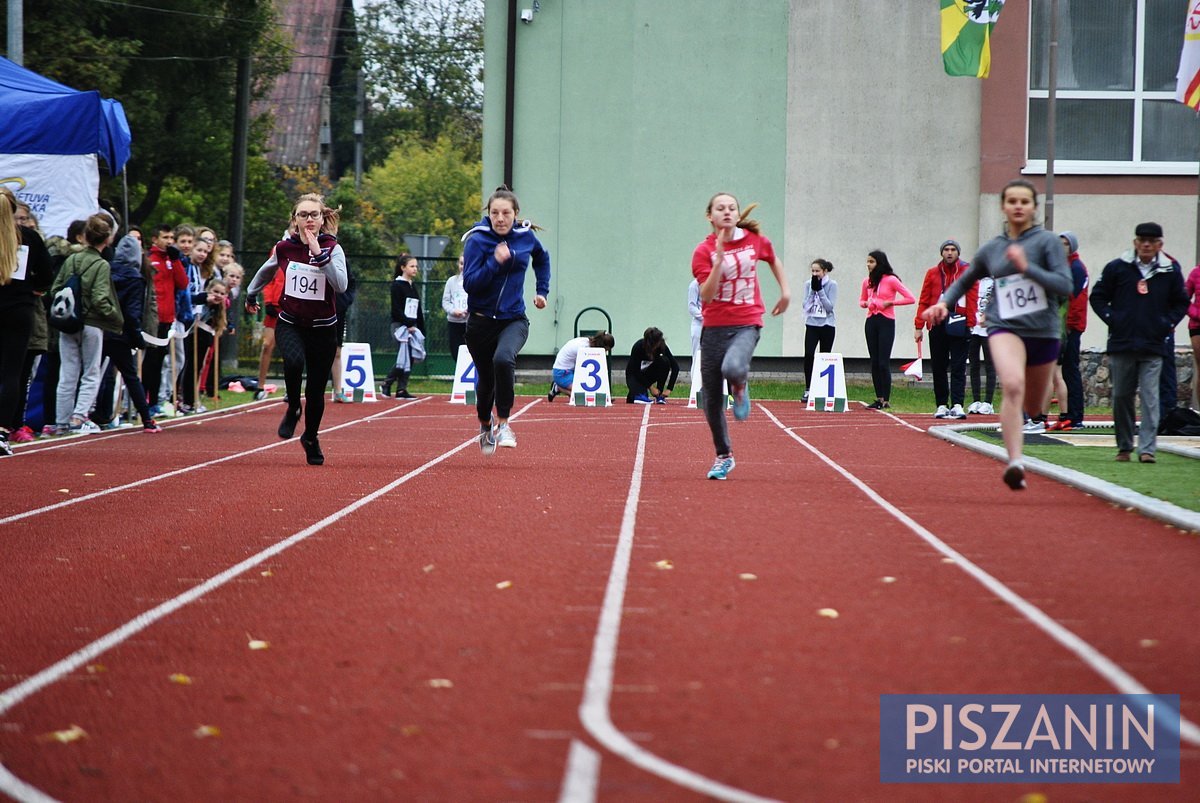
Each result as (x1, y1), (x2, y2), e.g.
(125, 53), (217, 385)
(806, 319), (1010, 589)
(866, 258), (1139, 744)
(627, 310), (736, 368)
(6, 0), (23, 65)
(319, 86), (332, 180)
(354, 69), (364, 192)
(228, 55), (252, 255)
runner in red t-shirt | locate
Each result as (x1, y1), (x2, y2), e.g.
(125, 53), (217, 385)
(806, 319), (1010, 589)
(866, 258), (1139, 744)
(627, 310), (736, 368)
(690, 192), (790, 480)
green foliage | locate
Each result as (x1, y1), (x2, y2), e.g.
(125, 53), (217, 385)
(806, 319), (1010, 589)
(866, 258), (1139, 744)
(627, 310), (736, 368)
(363, 135), (482, 256)
(358, 0), (484, 162)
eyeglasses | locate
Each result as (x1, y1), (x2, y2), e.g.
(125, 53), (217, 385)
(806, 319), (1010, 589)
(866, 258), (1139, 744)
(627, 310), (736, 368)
(295, 211), (323, 220)
(199, 235), (215, 244)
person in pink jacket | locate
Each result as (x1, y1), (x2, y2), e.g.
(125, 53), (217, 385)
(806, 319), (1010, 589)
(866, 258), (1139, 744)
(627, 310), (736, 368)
(1186, 264), (1200, 408)
(859, 249), (915, 408)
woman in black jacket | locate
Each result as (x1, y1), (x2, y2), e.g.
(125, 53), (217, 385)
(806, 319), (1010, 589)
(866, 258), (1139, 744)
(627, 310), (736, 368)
(625, 326), (679, 404)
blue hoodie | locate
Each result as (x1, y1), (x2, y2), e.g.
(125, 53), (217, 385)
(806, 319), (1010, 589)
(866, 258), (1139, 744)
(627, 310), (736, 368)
(109, 234), (147, 346)
(461, 217), (551, 320)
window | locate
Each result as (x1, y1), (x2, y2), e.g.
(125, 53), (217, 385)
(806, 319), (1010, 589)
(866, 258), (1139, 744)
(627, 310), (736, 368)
(1026, 0), (1197, 174)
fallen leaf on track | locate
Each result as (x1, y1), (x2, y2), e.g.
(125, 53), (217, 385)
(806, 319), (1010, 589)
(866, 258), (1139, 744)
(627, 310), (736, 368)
(495, 580), (513, 589)
(817, 608), (839, 619)
(57, 489), (70, 494)
(85, 664), (106, 674)
(422, 564), (435, 573)
(1139, 639), (1158, 648)
(193, 725), (221, 739)
(169, 673), (192, 685)
(738, 573), (757, 581)
(427, 678), (453, 688)
(880, 576), (897, 584)
(247, 638), (270, 651)
(260, 570), (273, 577)
(654, 560), (674, 570)
(38, 725), (87, 744)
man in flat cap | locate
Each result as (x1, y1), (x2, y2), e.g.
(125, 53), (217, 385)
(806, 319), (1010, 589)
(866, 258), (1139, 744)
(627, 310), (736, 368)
(1089, 222), (1188, 463)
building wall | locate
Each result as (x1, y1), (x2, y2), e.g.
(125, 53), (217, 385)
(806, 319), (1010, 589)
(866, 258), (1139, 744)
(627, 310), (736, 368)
(483, 1), (789, 357)
(784, 1), (982, 361)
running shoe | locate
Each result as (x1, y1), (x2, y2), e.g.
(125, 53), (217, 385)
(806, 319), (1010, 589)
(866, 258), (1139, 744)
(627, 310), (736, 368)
(479, 418), (497, 456)
(706, 455), (736, 480)
(0, 434), (11, 457)
(333, 392), (350, 403)
(1002, 463), (1026, 490)
(949, 404), (967, 420)
(630, 394), (652, 404)
(40, 425), (59, 438)
(300, 434), (324, 465)
(547, 383), (559, 402)
(654, 395), (667, 404)
(934, 405), (950, 419)
(1045, 418), (1073, 432)
(866, 400), (884, 410)
(70, 419), (101, 435)
(1022, 418), (1046, 435)
(967, 401), (982, 414)
(10, 425), (35, 443)
(278, 406), (301, 439)
(254, 390), (268, 401)
(496, 423), (517, 448)
(978, 402), (995, 415)
(143, 420), (163, 434)
(732, 384), (750, 421)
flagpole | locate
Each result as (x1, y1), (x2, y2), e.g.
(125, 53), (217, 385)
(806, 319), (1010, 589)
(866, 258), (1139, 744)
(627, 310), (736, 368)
(1044, 0), (1059, 230)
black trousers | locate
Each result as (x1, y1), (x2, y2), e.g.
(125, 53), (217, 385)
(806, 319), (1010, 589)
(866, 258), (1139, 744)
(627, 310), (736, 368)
(465, 315), (529, 423)
(928, 324), (969, 407)
(864, 315), (895, 401)
(275, 321), (338, 439)
(803, 324), (836, 390)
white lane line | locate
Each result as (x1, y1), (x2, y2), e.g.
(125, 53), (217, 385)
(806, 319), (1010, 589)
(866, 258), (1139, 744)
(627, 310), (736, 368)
(760, 403), (1200, 747)
(557, 740), (600, 803)
(0, 399), (427, 527)
(572, 404), (781, 803)
(0, 398), (535, 803)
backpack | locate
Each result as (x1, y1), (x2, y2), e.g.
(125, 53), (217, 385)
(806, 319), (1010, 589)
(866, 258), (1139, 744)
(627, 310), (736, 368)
(48, 271), (85, 333)
(1158, 406), (1200, 436)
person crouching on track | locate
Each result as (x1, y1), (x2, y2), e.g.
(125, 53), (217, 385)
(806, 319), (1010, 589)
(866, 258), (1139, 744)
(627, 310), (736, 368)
(625, 327), (679, 404)
(548, 331), (615, 402)
(244, 193), (347, 466)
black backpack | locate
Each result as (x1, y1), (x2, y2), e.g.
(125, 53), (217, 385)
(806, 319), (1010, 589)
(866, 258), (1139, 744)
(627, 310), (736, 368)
(48, 271), (85, 334)
(1158, 406), (1200, 436)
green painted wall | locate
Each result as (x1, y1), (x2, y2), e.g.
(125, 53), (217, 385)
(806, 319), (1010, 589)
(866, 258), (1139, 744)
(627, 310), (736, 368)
(482, 0), (789, 358)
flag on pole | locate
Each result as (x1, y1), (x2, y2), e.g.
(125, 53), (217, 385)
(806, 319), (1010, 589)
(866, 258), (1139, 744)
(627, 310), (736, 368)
(1175, 3), (1200, 109)
(941, 0), (1007, 79)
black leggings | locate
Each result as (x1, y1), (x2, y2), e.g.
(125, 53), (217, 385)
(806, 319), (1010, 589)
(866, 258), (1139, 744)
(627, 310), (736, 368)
(141, 322), (173, 406)
(968, 334), (995, 404)
(864, 315), (895, 401)
(803, 324), (836, 389)
(465, 315), (529, 423)
(275, 321), (338, 439)
(0, 303), (34, 432)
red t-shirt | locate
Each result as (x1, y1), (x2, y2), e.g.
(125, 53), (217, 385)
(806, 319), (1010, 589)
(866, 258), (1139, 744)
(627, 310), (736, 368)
(691, 228), (775, 327)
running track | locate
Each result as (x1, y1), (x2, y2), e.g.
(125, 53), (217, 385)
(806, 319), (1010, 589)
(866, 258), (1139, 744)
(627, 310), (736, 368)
(0, 398), (1196, 801)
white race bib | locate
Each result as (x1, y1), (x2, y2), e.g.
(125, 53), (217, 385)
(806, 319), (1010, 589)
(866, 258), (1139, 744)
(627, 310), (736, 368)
(13, 245), (28, 282)
(994, 274), (1047, 321)
(284, 261), (326, 300)
(404, 297), (419, 319)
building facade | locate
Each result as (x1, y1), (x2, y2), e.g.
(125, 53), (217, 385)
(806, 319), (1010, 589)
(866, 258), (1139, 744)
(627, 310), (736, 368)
(482, 0), (1197, 360)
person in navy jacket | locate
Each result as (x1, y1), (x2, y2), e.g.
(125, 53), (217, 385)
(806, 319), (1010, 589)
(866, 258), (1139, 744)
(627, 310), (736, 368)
(461, 186), (550, 455)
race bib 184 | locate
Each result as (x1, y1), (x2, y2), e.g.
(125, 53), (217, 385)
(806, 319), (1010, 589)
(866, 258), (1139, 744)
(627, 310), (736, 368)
(994, 274), (1047, 321)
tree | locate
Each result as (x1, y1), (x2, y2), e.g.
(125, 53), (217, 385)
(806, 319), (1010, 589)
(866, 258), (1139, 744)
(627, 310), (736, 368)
(357, 0), (484, 165)
(21, 0), (289, 230)
(363, 135), (481, 270)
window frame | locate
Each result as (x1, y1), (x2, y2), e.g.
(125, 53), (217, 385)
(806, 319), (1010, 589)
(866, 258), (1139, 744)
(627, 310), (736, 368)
(1023, 0), (1197, 176)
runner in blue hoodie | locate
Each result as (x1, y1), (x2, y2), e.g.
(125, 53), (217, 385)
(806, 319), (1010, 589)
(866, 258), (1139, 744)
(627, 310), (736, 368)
(461, 187), (551, 454)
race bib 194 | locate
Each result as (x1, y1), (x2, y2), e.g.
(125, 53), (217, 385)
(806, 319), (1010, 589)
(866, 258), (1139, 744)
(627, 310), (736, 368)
(284, 261), (326, 300)
(994, 274), (1047, 321)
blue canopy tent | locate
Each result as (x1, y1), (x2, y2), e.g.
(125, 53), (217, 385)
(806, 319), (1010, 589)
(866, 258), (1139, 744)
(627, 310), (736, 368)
(0, 56), (132, 236)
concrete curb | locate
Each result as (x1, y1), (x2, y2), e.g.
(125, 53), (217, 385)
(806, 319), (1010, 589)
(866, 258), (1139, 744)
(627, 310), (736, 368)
(929, 423), (1200, 535)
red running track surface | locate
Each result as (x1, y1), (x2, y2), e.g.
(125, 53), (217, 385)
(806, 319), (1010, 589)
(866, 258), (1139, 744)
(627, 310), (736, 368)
(0, 397), (1196, 801)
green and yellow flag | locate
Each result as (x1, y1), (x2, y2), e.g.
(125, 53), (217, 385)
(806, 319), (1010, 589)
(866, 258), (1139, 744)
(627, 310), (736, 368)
(941, 0), (1006, 78)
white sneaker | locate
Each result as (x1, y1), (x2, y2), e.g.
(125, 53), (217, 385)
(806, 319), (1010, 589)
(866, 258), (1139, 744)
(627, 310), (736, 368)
(978, 402), (995, 415)
(934, 405), (950, 419)
(967, 401), (982, 414)
(495, 423), (517, 448)
(1022, 419), (1045, 434)
(949, 404), (967, 419)
(74, 420), (101, 434)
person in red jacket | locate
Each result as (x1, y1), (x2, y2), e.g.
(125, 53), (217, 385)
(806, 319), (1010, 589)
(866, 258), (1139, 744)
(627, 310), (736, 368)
(915, 239), (977, 419)
(1046, 231), (1089, 431)
(142, 225), (188, 416)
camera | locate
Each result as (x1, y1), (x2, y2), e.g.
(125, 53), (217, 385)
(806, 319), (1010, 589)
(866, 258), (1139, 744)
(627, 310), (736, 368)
(520, 8), (534, 23)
